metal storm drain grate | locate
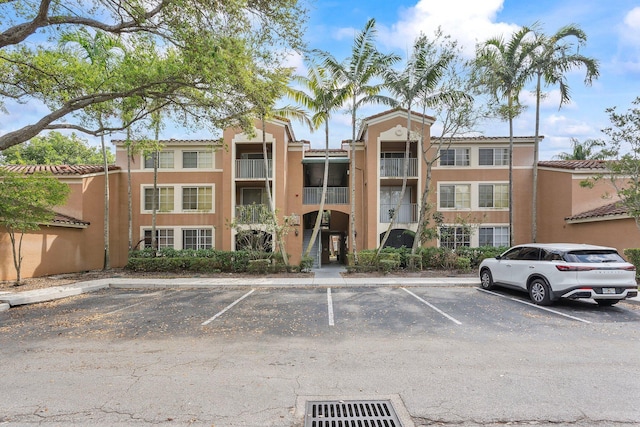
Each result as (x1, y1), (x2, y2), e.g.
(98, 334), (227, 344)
(304, 400), (402, 427)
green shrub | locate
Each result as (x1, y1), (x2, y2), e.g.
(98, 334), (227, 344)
(623, 248), (640, 279)
(455, 256), (471, 272)
(406, 254), (422, 271)
(378, 259), (397, 274)
(357, 250), (379, 268)
(247, 259), (271, 274)
(300, 256), (314, 272)
(378, 252), (401, 271)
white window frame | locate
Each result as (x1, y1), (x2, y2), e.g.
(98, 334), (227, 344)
(144, 151), (175, 169)
(143, 186), (175, 212)
(182, 150), (213, 169)
(439, 148), (470, 166)
(478, 148), (509, 166)
(142, 228), (175, 249)
(439, 226), (471, 249)
(478, 183), (509, 209)
(182, 228), (213, 250)
(478, 226), (510, 247)
(439, 184), (471, 210)
(182, 186), (213, 212)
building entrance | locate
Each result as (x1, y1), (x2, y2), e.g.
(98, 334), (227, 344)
(302, 210), (349, 268)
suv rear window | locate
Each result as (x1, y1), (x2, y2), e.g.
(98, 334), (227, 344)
(563, 250), (625, 263)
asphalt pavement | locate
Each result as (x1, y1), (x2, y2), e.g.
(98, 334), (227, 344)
(1, 264), (638, 310)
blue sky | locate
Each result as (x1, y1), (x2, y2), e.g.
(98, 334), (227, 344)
(2, 0), (639, 160)
(280, 0), (640, 159)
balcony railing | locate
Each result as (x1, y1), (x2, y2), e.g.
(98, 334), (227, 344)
(380, 158), (418, 178)
(235, 204), (268, 224)
(303, 187), (349, 205)
(235, 159), (272, 179)
(380, 203), (418, 223)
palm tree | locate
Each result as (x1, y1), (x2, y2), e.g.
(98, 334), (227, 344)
(289, 64), (348, 263)
(250, 70), (312, 265)
(529, 24), (599, 242)
(473, 26), (535, 247)
(315, 18), (400, 263)
(555, 137), (606, 160)
(378, 33), (465, 253)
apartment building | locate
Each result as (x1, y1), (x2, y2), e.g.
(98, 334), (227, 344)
(1, 108), (638, 280)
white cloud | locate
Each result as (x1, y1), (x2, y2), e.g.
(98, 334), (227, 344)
(621, 7), (640, 46)
(377, 0), (520, 57)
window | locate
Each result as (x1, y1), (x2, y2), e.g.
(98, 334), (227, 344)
(439, 148), (469, 166)
(183, 228), (212, 250)
(479, 226), (509, 247)
(439, 184), (470, 209)
(479, 148), (509, 166)
(183, 151), (213, 169)
(143, 229), (174, 249)
(440, 226), (470, 249)
(144, 151), (174, 169)
(479, 184), (509, 208)
(182, 187), (212, 211)
(144, 187), (174, 212)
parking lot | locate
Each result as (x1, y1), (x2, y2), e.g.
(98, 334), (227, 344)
(1, 284), (640, 426)
(2, 284), (639, 339)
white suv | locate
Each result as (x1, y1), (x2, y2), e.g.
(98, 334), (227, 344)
(479, 243), (638, 306)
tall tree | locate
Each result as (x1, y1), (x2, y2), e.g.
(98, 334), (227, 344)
(529, 23), (599, 242)
(600, 97), (640, 231)
(0, 169), (70, 284)
(378, 32), (463, 253)
(410, 50), (484, 256)
(554, 137), (606, 160)
(315, 18), (400, 263)
(289, 64), (348, 262)
(0, 132), (113, 165)
(247, 70), (311, 266)
(60, 28), (124, 270)
(472, 26), (535, 246)
(0, 0), (307, 150)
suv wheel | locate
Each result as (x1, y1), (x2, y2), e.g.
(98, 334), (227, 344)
(529, 278), (552, 306)
(480, 268), (495, 290)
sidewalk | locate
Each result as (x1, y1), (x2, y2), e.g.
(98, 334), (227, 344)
(1, 269), (638, 310)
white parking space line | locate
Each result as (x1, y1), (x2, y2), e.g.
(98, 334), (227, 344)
(476, 288), (592, 324)
(201, 289), (255, 326)
(327, 288), (335, 326)
(401, 288), (462, 325)
(104, 291), (169, 316)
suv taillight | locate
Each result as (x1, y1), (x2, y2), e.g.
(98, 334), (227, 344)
(555, 265), (594, 271)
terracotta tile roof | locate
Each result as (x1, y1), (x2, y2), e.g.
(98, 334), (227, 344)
(111, 139), (222, 145)
(566, 202), (629, 221)
(2, 165), (119, 175)
(432, 135), (541, 143)
(363, 107), (436, 123)
(538, 160), (608, 170)
(51, 212), (90, 227)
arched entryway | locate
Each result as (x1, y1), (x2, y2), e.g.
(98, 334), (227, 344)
(379, 228), (415, 249)
(302, 210), (349, 268)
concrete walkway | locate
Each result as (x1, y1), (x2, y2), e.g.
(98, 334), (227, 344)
(1, 269), (638, 310)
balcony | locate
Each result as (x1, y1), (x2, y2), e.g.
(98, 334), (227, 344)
(303, 187), (349, 205)
(235, 204), (268, 224)
(380, 203), (418, 223)
(380, 158), (418, 178)
(236, 159), (272, 179)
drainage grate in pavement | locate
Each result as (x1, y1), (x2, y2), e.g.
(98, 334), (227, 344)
(304, 400), (402, 427)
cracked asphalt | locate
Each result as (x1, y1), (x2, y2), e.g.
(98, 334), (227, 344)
(1, 284), (639, 426)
